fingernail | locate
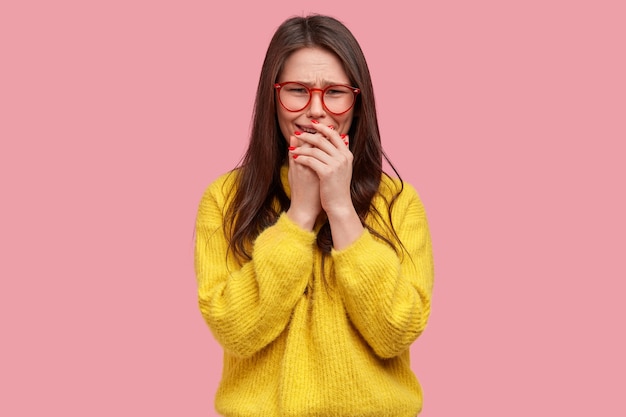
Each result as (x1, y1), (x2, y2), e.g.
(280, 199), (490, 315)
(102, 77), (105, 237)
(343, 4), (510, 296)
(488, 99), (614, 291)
(328, 125), (335, 130)
(292, 154), (299, 159)
(340, 134), (347, 139)
(311, 120), (319, 124)
(288, 146), (296, 150)
(294, 131), (302, 135)
(344, 141), (349, 146)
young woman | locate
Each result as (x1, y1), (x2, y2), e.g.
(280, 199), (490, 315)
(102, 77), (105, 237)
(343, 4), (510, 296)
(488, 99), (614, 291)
(195, 14), (434, 417)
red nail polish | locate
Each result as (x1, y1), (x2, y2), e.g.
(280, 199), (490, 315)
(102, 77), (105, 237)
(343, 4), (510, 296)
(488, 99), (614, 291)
(294, 130), (302, 135)
(344, 141), (349, 146)
(288, 146), (296, 150)
(292, 154), (299, 159)
(311, 120), (319, 124)
(340, 134), (347, 139)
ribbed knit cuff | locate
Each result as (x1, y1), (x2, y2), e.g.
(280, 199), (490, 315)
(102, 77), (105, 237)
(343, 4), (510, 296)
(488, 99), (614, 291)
(277, 213), (317, 240)
(331, 230), (398, 292)
(252, 213), (317, 292)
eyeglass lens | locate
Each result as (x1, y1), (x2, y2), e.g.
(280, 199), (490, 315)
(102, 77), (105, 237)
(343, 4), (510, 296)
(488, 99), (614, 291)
(279, 83), (355, 114)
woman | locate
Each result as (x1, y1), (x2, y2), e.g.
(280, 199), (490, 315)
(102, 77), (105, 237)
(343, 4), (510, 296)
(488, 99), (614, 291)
(195, 14), (434, 417)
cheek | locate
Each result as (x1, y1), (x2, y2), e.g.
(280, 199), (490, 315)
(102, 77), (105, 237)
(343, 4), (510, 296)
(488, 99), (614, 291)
(339, 113), (355, 132)
(277, 106), (293, 124)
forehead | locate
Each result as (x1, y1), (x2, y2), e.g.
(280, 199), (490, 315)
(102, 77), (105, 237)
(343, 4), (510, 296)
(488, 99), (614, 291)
(279, 47), (350, 84)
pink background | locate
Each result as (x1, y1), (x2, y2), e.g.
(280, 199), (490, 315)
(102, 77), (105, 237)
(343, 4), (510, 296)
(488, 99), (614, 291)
(1, 0), (624, 415)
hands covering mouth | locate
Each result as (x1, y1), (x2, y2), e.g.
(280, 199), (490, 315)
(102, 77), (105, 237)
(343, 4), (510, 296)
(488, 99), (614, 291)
(287, 119), (352, 220)
(286, 120), (363, 249)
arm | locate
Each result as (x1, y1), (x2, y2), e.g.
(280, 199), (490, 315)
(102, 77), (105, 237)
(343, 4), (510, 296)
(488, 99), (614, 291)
(194, 179), (316, 358)
(332, 183), (434, 358)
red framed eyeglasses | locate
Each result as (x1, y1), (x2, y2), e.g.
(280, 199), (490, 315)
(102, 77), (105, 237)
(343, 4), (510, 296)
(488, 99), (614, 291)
(274, 82), (360, 115)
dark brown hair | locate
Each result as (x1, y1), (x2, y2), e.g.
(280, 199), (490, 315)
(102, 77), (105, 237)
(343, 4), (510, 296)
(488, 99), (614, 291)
(225, 14), (404, 261)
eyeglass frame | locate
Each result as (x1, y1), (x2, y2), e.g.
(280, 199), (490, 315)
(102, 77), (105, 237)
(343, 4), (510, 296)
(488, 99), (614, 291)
(274, 81), (361, 115)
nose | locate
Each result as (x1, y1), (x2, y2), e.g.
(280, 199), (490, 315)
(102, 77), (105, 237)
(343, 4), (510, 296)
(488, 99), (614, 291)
(306, 89), (326, 118)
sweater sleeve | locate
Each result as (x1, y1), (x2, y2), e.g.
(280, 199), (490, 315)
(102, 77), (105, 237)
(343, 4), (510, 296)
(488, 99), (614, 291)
(194, 178), (316, 358)
(332, 182), (434, 359)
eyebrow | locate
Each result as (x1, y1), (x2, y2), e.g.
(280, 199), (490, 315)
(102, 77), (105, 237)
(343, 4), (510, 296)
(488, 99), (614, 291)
(293, 80), (350, 87)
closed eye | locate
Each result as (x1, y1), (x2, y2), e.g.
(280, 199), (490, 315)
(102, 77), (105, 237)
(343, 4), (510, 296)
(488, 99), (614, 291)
(286, 87), (308, 94)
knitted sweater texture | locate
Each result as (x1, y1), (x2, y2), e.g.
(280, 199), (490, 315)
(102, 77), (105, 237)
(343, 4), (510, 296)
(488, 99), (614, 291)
(195, 166), (434, 417)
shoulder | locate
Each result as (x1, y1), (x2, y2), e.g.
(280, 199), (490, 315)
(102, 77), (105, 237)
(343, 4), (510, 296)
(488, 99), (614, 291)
(197, 169), (241, 216)
(376, 174), (427, 219)
(377, 174), (422, 206)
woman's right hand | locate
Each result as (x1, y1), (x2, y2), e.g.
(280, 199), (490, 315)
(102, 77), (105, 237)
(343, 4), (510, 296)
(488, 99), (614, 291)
(286, 134), (322, 231)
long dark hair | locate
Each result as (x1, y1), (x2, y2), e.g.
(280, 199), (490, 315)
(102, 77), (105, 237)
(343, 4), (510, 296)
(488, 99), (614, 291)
(225, 14), (404, 261)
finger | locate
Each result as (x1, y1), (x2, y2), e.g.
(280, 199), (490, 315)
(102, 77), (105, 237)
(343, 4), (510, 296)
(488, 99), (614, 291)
(288, 136), (297, 165)
(292, 144), (353, 175)
(288, 135), (306, 166)
(290, 153), (331, 176)
(291, 146), (336, 165)
(295, 130), (340, 155)
(310, 123), (346, 150)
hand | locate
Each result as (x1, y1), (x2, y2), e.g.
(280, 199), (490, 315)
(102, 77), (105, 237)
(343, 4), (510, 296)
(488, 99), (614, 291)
(288, 123), (353, 217)
(286, 134), (322, 230)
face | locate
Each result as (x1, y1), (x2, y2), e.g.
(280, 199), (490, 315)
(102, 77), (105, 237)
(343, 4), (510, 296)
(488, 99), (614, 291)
(276, 47), (355, 144)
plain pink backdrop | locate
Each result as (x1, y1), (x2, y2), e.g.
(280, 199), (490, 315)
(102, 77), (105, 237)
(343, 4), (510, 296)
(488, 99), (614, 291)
(1, 0), (624, 415)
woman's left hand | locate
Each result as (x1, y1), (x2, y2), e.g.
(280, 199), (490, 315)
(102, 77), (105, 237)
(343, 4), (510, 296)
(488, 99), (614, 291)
(288, 123), (353, 217)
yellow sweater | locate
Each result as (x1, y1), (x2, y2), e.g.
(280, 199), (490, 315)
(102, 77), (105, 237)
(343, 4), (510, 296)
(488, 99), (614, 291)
(195, 166), (434, 417)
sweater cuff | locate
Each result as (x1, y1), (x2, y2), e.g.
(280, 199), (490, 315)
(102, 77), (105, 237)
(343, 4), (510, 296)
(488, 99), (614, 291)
(330, 228), (374, 258)
(251, 213), (317, 294)
(275, 212), (317, 241)
(331, 230), (398, 290)
(253, 213), (317, 254)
